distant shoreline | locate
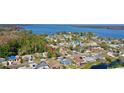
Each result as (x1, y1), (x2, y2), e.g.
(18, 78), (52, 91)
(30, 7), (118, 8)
(72, 25), (124, 30)
(19, 24), (124, 30)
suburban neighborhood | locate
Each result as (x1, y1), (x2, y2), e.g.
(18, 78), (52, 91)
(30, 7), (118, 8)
(1, 25), (124, 69)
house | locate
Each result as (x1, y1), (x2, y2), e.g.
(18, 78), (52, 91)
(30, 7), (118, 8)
(89, 46), (104, 52)
(59, 47), (68, 56)
(84, 56), (96, 62)
(47, 59), (62, 69)
(60, 58), (72, 65)
(71, 40), (80, 48)
(73, 54), (86, 66)
(7, 55), (21, 65)
(93, 54), (105, 60)
(80, 42), (84, 47)
(57, 57), (63, 61)
(36, 61), (49, 69)
(22, 55), (33, 62)
(73, 40), (80, 45)
(0, 58), (5, 63)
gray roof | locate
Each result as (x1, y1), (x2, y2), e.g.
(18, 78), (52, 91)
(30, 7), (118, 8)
(0, 58), (5, 62)
(36, 61), (49, 68)
(60, 58), (72, 65)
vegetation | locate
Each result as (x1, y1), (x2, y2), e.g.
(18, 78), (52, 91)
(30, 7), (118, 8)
(81, 61), (101, 69)
(1, 26), (124, 69)
(0, 30), (55, 58)
(0, 63), (8, 69)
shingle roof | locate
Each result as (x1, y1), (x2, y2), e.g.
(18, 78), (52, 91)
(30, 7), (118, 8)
(47, 59), (61, 68)
(36, 61), (49, 68)
(60, 59), (72, 65)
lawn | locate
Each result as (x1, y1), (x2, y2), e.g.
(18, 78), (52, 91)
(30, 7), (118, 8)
(81, 61), (101, 69)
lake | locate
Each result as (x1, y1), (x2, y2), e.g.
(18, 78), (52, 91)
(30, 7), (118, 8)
(22, 24), (124, 38)
(91, 63), (108, 69)
(91, 61), (124, 69)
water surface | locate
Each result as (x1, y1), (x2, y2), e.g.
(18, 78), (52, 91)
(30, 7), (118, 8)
(23, 24), (124, 38)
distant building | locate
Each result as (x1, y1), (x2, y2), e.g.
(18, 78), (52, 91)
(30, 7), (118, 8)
(7, 55), (21, 65)
(60, 58), (72, 65)
(36, 61), (49, 69)
(22, 55), (33, 62)
(0, 58), (5, 63)
(47, 59), (62, 69)
(73, 54), (86, 66)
